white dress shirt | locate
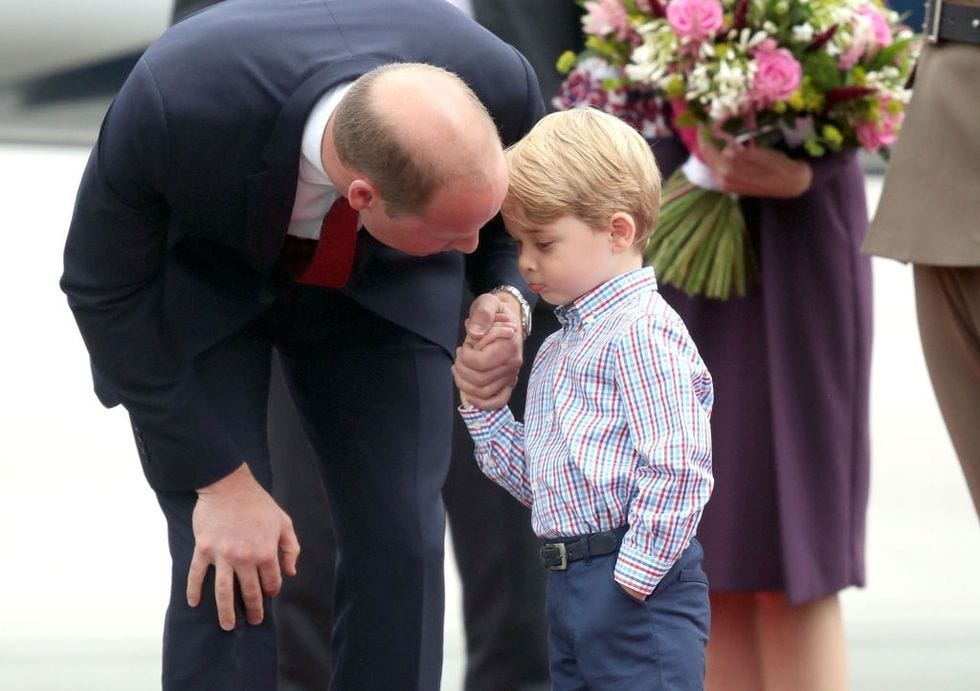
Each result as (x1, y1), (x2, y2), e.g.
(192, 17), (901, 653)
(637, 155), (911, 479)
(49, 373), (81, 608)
(288, 82), (353, 240)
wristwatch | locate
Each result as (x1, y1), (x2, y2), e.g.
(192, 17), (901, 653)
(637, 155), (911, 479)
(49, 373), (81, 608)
(490, 285), (532, 340)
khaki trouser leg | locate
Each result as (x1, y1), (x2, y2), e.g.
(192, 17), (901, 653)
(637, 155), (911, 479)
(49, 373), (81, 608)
(914, 264), (980, 519)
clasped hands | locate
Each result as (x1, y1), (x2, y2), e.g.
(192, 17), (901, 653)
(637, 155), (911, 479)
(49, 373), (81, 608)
(452, 291), (525, 410)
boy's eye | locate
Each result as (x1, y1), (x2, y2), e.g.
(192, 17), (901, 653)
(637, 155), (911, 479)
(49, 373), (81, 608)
(535, 241), (553, 250)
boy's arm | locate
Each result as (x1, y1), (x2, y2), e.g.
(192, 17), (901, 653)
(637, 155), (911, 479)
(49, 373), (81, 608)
(612, 316), (714, 597)
(456, 405), (534, 508)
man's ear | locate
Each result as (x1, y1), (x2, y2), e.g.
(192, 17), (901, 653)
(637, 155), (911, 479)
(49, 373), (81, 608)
(608, 212), (637, 252)
(346, 179), (377, 211)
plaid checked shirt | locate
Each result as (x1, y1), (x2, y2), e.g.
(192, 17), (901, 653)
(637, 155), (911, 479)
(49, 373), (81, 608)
(460, 268), (714, 594)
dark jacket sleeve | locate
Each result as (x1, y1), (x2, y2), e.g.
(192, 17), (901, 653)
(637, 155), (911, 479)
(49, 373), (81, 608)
(61, 58), (253, 492)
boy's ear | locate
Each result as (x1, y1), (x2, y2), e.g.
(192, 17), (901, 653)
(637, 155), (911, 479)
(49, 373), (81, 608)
(608, 212), (637, 252)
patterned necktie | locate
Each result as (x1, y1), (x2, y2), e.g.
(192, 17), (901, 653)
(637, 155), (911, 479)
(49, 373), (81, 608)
(296, 195), (360, 288)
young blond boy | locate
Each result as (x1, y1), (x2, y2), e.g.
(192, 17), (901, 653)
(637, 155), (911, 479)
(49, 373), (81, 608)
(454, 108), (714, 689)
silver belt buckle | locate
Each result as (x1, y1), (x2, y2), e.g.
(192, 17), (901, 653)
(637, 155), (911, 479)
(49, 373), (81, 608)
(925, 0), (944, 43)
(543, 542), (569, 570)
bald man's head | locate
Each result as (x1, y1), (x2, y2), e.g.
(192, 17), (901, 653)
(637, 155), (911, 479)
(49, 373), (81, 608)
(331, 63), (504, 216)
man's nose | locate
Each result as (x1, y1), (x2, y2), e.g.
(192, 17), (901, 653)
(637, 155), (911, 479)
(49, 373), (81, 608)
(455, 233), (480, 254)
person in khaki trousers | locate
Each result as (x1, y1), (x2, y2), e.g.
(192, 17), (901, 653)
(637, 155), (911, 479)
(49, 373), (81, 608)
(863, 3), (980, 519)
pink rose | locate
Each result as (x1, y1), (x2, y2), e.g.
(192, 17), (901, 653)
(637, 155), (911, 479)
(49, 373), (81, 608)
(666, 0), (724, 43)
(860, 5), (894, 48)
(583, 0), (632, 41)
(750, 39), (802, 107)
(856, 101), (903, 152)
(839, 5), (894, 69)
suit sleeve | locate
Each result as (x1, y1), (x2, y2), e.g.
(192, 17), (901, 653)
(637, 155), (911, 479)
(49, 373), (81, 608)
(61, 58), (250, 492)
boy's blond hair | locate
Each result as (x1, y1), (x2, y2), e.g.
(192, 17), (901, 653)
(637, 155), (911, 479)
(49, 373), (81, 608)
(502, 107), (662, 249)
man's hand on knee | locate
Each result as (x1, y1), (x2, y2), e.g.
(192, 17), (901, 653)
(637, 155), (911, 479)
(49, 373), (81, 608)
(186, 463), (301, 631)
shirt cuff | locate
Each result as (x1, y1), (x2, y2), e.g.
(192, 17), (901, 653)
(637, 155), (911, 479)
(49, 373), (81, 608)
(614, 539), (671, 596)
(458, 405), (514, 446)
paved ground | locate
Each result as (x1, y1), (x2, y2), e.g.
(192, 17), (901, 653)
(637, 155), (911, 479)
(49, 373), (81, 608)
(0, 91), (977, 689)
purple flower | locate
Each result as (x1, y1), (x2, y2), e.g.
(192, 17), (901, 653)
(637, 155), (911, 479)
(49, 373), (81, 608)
(554, 60), (670, 139)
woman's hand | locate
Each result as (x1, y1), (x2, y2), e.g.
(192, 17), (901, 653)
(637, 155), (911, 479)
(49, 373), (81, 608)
(699, 136), (813, 199)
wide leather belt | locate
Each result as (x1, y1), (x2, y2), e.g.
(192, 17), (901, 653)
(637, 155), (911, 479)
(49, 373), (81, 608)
(924, 0), (980, 44)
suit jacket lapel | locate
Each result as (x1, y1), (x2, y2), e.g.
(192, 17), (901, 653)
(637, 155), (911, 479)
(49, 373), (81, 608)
(244, 57), (386, 275)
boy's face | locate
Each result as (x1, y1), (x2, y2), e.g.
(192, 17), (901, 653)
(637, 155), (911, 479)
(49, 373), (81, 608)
(505, 213), (635, 307)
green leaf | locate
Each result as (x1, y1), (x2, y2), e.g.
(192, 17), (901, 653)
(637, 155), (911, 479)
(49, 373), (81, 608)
(803, 52), (843, 91)
(868, 36), (915, 73)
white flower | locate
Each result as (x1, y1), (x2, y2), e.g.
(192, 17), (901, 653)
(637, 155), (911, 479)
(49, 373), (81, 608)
(641, 115), (670, 139)
(792, 23), (815, 43)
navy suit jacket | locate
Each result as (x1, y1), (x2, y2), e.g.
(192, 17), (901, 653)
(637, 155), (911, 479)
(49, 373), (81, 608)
(61, 0), (544, 492)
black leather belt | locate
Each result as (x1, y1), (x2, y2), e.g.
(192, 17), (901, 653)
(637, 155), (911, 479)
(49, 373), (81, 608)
(539, 528), (625, 570)
(924, 0), (980, 45)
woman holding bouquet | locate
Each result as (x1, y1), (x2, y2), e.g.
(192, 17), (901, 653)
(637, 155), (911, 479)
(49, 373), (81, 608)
(652, 133), (871, 691)
(556, 0), (915, 686)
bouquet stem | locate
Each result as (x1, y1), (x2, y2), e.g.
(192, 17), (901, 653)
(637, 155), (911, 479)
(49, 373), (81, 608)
(645, 165), (758, 300)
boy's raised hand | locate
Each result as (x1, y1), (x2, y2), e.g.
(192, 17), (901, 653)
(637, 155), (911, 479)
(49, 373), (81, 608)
(453, 292), (523, 409)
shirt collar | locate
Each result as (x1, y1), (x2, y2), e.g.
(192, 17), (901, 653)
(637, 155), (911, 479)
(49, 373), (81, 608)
(299, 82), (353, 184)
(555, 267), (657, 329)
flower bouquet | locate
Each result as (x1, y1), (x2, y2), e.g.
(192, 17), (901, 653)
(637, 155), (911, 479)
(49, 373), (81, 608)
(556, 0), (917, 299)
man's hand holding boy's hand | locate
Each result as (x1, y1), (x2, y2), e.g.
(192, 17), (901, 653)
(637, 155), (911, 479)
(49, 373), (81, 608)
(453, 292), (523, 409)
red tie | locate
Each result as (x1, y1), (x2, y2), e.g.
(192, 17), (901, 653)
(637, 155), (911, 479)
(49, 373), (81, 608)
(296, 196), (360, 288)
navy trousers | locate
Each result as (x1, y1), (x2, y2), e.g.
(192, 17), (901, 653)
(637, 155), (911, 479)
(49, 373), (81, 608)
(274, 287), (453, 690)
(547, 538), (710, 690)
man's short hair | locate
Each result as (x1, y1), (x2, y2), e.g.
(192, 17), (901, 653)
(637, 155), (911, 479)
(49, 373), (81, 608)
(332, 62), (491, 217)
(503, 107), (662, 249)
